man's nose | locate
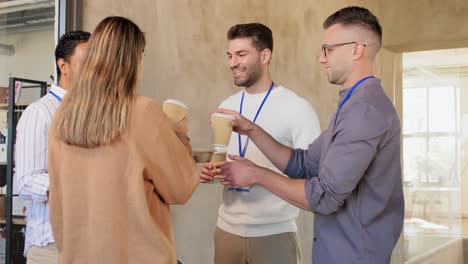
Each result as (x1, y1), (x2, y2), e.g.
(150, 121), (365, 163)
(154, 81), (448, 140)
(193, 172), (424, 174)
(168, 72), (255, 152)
(319, 52), (327, 64)
(230, 57), (239, 69)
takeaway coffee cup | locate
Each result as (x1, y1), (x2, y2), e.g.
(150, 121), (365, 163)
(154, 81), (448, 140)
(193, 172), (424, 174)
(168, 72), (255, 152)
(208, 145), (228, 183)
(210, 152), (227, 162)
(210, 145), (228, 162)
(163, 99), (188, 123)
(210, 113), (235, 146)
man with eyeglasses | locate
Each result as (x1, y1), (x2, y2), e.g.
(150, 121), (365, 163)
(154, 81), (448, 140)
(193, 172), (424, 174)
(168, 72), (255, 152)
(216, 6), (404, 263)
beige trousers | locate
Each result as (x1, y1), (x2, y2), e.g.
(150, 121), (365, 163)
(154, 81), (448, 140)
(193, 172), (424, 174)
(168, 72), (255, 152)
(214, 227), (300, 264)
(26, 243), (58, 264)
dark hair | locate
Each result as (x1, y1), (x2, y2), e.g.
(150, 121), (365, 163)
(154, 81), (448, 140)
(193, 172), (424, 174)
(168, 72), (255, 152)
(323, 6), (382, 45)
(55, 30), (91, 81)
(227, 23), (273, 52)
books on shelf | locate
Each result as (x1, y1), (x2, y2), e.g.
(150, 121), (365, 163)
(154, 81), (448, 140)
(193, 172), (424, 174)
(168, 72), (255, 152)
(2, 81), (22, 104)
(0, 87), (6, 104)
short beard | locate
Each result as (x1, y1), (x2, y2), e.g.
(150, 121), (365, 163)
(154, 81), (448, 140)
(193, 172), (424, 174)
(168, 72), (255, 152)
(234, 62), (262, 88)
(235, 72), (260, 87)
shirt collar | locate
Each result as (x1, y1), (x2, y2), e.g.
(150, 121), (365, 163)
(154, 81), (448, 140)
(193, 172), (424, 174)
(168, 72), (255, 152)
(338, 77), (379, 101)
(50, 84), (67, 100)
(339, 88), (348, 100)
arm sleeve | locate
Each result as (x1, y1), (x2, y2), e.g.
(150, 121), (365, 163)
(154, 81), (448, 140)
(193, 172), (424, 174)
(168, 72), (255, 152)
(139, 101), (198, 205)
(290, 99), (321, 149)
(15, 105), (50, 202)
(284, 131), (325, 179)
(305, 102), (389, 215)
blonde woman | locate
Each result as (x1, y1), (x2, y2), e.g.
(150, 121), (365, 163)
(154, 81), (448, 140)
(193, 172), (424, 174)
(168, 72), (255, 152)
(48, 16), (198, 264)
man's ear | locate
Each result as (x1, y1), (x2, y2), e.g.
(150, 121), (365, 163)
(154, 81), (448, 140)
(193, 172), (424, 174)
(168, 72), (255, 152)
(57, 58), (68, 77)
(352, 44), (365, 60)
(261, 49), (272, 64)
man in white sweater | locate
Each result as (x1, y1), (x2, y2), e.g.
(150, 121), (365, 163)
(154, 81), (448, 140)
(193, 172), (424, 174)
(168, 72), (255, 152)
(200, 23), (320, 264)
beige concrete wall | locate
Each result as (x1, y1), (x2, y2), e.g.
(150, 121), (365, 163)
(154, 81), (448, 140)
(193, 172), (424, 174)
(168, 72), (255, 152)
(375, 48), (402, 117)
(81, 1), (401, 264)
(381, 0), (468, 52)
(377, 49), (404, 264)
(82, 0), (384, 149)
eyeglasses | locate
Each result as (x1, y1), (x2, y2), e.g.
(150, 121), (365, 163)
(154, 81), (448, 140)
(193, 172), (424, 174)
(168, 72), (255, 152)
(321, 42), (366, 58)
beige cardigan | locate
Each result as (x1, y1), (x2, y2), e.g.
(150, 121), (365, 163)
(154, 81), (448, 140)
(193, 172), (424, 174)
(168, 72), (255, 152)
(48, 96), (199, 264)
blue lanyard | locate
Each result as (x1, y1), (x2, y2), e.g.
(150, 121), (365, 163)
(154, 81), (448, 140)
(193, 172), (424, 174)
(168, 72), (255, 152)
(50, 91), (62, 102)
(238, 81), (274, 157)
(338, 76), (374, 111)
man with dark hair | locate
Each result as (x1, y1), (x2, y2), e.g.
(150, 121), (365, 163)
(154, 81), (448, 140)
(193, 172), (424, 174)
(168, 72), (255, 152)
(54, 30), (91, 84)
(200, 23), (320, 264)
(217, 7), (404, 263)
(16, 30), (90, 264)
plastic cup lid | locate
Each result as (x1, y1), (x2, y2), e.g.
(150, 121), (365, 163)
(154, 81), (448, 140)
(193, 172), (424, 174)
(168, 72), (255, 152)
(211, 113), (236, 120)
(164, 99), (188, 109)
(192, 149), (213, 154)
(211, 144), (228, 153)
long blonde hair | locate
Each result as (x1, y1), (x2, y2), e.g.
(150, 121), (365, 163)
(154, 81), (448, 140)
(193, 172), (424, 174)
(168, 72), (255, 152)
(55, 16), (146, 148)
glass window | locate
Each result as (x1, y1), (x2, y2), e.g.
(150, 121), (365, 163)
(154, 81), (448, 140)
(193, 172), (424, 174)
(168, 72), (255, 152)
(0, 1), (56, 262)
(0, 0), (56, 87)
(403, 88), (427, 134)
(402, 49), (468, 260)
(428, 86), (456, 132)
